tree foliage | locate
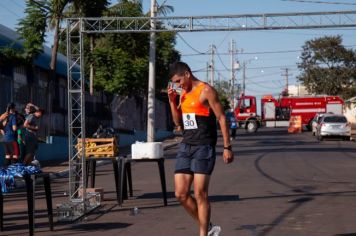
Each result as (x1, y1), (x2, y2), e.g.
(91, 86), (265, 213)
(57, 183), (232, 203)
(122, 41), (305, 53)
(215, 80), (233, 110)
(16, 0), (180, 98)
(0, 47), (25, 67)
(68, 0), (108, 17)
(297, 35), (356, 99)
(91, 47), (148, 94)
(17, 0), (47, 61)
(89, 0), (180, 96)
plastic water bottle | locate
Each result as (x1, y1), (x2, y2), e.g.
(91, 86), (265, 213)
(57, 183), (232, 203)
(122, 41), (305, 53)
(131, 206), (139, 216)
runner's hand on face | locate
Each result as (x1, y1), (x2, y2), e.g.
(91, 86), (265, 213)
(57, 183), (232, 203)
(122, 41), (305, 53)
(167, 82), (178, 102)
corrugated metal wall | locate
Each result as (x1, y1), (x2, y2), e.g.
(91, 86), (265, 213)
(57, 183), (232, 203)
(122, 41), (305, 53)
(0, 75), (12, 112)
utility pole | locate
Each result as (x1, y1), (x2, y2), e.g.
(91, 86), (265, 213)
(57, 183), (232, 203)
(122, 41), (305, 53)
(206, 62), (209, 83)
(147, 0), (157, 142)
(281, 68), (292, 96)
(229, 39), (237, 109)
(218, 73), (221, 90)
(242, 61), (246, 96)
(210, 44), (215, 85)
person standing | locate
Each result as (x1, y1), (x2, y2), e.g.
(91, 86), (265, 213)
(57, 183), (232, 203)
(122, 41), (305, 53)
(167, 61), (234, 236)
(23, 108), (43, 165)
(226, 110), (237, 140)
(1, 103), (20, 166)
(15, 104), (35, 162)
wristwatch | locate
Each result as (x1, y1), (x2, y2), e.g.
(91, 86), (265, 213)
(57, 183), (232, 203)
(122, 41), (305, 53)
(224, 145), (232, 151)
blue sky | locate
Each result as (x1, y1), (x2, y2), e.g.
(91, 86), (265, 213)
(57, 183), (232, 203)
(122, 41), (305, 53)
(1, 0), (356, 99)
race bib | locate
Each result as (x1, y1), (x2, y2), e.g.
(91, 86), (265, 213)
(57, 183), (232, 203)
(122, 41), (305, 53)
(182, 113), (198, 130)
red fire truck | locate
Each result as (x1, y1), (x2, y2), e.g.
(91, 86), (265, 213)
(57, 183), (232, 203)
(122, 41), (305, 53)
(234, 94), (344, 132)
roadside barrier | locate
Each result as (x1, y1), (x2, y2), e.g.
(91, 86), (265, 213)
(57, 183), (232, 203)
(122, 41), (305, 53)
(288, 115), (302, 133)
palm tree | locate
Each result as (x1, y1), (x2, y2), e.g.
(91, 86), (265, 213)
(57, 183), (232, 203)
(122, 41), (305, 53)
(109, 0), (173, 16)
(20, 0), (109, 134)
(65, 0), (109, 95)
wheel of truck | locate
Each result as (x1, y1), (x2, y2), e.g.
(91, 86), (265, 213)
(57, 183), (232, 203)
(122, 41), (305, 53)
(246, 120), (258, 133)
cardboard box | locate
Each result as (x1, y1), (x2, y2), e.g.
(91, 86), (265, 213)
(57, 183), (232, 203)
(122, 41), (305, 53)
(79, 187), (104, 201)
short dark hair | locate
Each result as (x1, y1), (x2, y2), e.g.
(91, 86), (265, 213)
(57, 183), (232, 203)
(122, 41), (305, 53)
(6, 102), (16, 112)
(29, 105), (37, 114)
(169, 61), (192, 78)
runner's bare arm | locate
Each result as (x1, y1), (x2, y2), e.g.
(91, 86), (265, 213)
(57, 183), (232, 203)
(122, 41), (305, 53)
(0, 112), (8, 122)
(202, 85), (234, 163)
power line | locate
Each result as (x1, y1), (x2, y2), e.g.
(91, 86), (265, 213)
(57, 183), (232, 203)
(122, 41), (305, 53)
(10, 0), (24, 9)
(192, 66), (207, 73)
(0, 1), (21, 17)
(247, 80), (285, 89)
(181, 45), (356, 57)
(281, 0), (356, 5)
(215, 47), (230, 71)
(182, 49), (301, 57)
(245, 71), (284, 80)
(216, 31), (231, 49)
(248, 64), (298, 70)
(177, 33), (207, 54)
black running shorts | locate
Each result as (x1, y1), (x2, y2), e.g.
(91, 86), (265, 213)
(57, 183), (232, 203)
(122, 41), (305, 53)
(175, 143), (216, 175)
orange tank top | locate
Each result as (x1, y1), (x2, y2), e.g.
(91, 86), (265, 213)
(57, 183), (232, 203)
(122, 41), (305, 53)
(181, 82), (210, 116)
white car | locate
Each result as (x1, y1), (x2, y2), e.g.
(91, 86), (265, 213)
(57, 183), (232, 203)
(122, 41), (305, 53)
(316, 114), (351, 141)
(311, 113), (327, 136)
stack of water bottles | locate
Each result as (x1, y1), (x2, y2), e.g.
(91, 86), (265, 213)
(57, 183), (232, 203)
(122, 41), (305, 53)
(0, 163), (42, 193)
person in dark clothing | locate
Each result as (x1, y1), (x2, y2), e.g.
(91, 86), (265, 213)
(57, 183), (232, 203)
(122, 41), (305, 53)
(1, 103), (20, 166)
(23, 108), (43, 165)
(226, 111), (237, 140)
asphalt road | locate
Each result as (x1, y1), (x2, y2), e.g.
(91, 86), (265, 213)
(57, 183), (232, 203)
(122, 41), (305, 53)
(3, 127), (356, 236)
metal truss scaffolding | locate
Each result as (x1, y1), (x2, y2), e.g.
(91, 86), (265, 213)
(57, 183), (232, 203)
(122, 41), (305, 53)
(64, 10), (356, 219)
(79, 10), (356, 33)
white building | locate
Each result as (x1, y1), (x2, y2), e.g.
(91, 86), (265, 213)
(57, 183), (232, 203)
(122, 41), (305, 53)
(288, 84), (310, 96)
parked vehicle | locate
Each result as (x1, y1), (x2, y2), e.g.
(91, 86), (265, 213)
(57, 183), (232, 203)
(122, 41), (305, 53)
(234, 94), (344, 133)
(234, 95), (260, 133)
(315, 114), (351, 141)
(311, 113), (328, 136)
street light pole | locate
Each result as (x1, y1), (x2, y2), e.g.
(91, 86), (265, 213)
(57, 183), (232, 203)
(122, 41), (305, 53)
(147, 0), (157, 142)
(242, 57), (258, 97)
(242, 61), (246, 96)
(210, 44), (215, 85)
(230, 39), (236, 109)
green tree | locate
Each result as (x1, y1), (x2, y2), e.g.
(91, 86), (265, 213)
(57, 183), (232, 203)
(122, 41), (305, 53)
(0, 47), (25, 67)
(16, 0), (48, 102)
(297, 35), (356, 99)
(215, 79), (240, 110)
(18, 0), (109, 134)
(17, 0), (47, 61)
(90, 0), (180, 96)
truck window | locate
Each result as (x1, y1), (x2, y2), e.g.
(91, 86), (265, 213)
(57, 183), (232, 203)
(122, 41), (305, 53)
(243, 99), (251, 108)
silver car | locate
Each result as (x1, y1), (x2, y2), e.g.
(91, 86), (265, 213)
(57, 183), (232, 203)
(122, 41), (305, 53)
(311, 113), (327, 136)
(316, 114), (351, 141)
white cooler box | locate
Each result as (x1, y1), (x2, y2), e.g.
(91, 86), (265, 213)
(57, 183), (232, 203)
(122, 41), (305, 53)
(131, 142), (164, 159)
